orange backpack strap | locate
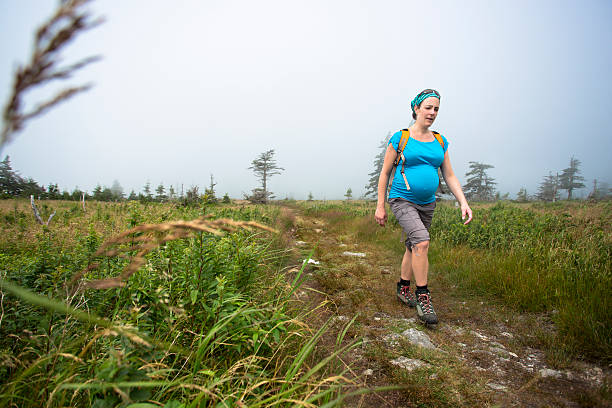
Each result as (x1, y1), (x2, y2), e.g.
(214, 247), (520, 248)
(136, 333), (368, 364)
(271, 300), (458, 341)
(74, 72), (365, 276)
(393, 129), (410, 166)
(389, 129), (412, 192)
(432, 131), (445, 151)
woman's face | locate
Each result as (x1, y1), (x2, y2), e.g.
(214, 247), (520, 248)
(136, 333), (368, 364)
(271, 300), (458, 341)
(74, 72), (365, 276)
(415, 96), (440, 125)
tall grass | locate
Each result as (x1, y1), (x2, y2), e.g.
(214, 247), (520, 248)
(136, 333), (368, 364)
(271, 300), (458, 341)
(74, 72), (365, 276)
(0, 200), (363, 407)
(429, 201), (611, 362)
(302, 199), (611, 363)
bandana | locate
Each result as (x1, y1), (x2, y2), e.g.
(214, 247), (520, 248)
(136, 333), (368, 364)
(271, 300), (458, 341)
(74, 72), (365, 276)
(411, 91), (440, 114)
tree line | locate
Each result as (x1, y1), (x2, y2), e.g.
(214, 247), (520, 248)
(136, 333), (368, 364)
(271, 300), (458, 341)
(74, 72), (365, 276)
(1, 150), (286, 205)
(364, 134), (611, 202)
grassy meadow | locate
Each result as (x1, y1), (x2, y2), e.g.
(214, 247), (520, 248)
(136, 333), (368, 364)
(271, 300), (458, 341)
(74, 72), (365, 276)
(0, 197), (610, 407)
(300, 199), (611, 364)
(0, 199), (365, 407)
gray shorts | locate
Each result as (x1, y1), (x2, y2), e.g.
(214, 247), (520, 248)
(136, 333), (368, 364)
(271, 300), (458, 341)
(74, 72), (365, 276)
(388, 198), (436, 249)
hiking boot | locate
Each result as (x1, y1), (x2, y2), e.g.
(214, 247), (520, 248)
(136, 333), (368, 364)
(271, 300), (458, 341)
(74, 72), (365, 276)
(416, 292), (438, 325)
(396, 282), (416, 307)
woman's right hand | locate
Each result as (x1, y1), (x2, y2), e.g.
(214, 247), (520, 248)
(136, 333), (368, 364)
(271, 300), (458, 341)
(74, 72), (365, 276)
(375, 205), (387, 227)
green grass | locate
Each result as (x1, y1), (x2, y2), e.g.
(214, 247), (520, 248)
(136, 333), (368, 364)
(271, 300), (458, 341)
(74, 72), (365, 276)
(302, 199), (612, 364)
(0, 199), (364, 407)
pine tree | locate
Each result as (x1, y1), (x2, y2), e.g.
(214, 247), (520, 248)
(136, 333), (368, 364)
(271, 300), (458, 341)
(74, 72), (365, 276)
(155, 183), (167, 202)
(364, 132), (392, 199)
(536, 172), (560, 202)
(308, 192), (314, 201)
(92, 184), (103, 201)
(517, 187), (528, 202)
(345, 188), (353, 200)
(168, 185), (176, 200)
(47, 183), (60, 199)
(0, 155), (24, 197)
(204, 174), (217, 204)
(463, 161), (497, 201)
(436, 169), (451, 200)
(248, 149), (284, 204)
(559, 157), (585, 200)
(110, 180), (124, 200)
(142, 181), (153, 202)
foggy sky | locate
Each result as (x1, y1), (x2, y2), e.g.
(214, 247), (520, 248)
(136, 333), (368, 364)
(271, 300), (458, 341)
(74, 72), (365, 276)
(1, 0), (611, 200)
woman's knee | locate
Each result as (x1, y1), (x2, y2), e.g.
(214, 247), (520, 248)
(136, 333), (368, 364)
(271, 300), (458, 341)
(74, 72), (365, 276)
(413, 240), (430, 253)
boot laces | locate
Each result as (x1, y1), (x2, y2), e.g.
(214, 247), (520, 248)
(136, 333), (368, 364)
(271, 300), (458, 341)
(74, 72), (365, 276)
(418, 293), (434, 314)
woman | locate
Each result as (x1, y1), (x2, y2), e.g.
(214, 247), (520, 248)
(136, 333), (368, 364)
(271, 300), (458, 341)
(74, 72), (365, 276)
(374, 89), (472, 325)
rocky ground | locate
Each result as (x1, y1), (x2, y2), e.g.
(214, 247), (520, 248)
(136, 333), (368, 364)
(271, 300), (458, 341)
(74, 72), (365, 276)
(283, 207), (610, 407)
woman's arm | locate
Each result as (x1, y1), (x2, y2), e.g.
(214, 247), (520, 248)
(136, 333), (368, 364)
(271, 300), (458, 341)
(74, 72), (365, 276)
(374, 144), (398, 226)
(440, 151), (473, 224)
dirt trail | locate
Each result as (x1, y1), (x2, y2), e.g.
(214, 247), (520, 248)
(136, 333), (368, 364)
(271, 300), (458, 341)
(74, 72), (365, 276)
(284, 206), (610, 407)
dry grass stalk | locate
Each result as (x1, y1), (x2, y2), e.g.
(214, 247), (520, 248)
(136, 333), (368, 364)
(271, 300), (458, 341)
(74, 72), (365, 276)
(69, 216), (277, 291)
(1, 0), (103, 151)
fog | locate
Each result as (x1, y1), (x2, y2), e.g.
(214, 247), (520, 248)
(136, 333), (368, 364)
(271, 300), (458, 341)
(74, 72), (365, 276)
(2, 0), (611, 199)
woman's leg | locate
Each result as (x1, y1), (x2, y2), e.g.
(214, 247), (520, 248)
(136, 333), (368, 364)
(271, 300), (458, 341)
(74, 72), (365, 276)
(400, 247), (413, 281)
(410, 240), (429, 286)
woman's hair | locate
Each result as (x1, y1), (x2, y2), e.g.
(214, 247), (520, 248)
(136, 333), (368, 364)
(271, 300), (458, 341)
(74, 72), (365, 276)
(411, 89), (440, 120)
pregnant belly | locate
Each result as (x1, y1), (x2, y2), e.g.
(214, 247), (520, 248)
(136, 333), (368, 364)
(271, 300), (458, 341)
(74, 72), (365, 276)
(408, 166), (439, 200)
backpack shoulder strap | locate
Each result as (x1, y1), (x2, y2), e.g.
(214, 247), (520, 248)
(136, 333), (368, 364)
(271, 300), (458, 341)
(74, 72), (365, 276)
(393, 129), (410, 166)
(432, 131), (445, 150)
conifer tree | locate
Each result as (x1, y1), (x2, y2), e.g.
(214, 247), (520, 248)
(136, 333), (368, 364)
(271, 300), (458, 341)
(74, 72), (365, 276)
(536, 172), (560, 202)
(155, 183), (167, 202)
(110, 180), (124, 200)
(345, 188), (353, 200)
(364, 132), (391, 199)
(0, 156), (24, 197)
(142, 182), (153, 202)
(464, 161), (496, 201)
(248, 149), (284, 203)
(517, 187), (528, 202)
(559, 157), (585, 200)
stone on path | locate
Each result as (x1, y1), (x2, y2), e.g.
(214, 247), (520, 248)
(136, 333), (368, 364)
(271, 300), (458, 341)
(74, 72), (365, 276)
(390, 356), (429, 371)
(342, 251), (366, 257)
(539, 368), (563, 379)
(486, 383), (508, 391)
(382, 333), (402, 348)
(401, 328), (436, 349)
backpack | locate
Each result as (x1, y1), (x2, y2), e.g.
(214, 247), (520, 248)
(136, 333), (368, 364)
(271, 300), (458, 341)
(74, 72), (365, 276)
(388, 129), (445, 193)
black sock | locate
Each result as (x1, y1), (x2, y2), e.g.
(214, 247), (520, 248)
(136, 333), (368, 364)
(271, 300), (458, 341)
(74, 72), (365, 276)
(415, 285), (429, 295)
(399, 279), (410, 287)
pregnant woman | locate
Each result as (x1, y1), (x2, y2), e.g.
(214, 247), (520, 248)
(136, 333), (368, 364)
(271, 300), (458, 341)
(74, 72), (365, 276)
(375, 89), (472, 324)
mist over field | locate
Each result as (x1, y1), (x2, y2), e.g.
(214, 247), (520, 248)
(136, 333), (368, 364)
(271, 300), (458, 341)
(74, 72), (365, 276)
(1, 0), (611, 199)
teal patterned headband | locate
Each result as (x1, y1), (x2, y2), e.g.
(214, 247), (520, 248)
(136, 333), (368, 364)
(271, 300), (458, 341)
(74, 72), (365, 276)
(411, 90), (440, 113)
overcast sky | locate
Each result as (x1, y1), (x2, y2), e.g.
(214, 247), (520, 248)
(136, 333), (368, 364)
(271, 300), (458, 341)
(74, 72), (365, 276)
(1, 0), (611, 199)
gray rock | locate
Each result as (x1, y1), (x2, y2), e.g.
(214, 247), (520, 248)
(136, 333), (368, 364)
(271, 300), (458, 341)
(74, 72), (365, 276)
(382, 333), (402, 348)
(470, 330), (489, 341)
(400, 328), (436, 349)
(372, 312), (390, 321)
(390, 356), (429, 371)
(394, 317), (417, 326)
(490, 341), (506, 349)
(487, 382), (508, 391)
(363, 369), (374, 376)
(342, 251), (366, 257)
(500, 331), (514, 339)
(489, 346), (509, 356)
(539, 368), (563, 379)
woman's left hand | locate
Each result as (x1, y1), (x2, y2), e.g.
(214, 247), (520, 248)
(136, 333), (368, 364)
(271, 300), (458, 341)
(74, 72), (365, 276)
(461, 203), (473, 225)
